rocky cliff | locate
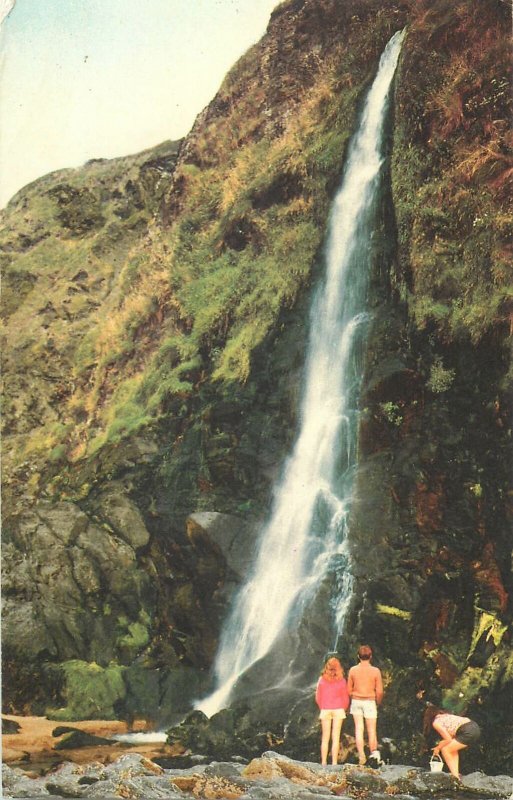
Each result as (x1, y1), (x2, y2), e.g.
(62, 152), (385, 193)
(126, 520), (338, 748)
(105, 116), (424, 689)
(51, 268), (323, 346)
(1, 0), (511, 774)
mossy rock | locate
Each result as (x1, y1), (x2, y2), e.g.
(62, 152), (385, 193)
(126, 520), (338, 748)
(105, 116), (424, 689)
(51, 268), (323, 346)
(46, 660), (126, 721)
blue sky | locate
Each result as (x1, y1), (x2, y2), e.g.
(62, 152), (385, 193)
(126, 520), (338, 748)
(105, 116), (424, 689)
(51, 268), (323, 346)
(0, 0), (280, 207)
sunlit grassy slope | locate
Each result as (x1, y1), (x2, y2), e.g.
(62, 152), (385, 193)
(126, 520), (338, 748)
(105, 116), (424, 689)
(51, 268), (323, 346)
(1, 0), (406, 499)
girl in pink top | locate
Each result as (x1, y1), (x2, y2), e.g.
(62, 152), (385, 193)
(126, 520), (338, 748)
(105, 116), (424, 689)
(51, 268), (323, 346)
(315, 657), (350, 765)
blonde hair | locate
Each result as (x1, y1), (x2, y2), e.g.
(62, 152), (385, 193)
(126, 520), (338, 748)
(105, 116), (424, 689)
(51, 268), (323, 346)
(322, 656), (344, 681)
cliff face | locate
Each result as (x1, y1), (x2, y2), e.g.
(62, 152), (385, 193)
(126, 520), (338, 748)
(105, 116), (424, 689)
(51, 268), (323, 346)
(345, 0), (512, 769)
(1, 0), (511, 771)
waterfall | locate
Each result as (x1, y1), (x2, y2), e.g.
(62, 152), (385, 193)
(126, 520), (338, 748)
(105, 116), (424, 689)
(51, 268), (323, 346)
(197, 29), (405, 717)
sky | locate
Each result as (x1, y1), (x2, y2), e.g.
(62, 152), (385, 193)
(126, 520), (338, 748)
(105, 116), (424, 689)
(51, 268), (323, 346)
(0, 0), (280, 207)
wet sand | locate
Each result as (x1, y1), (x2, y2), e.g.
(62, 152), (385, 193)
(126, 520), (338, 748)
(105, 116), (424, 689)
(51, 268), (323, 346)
(1, 714), (178, 775)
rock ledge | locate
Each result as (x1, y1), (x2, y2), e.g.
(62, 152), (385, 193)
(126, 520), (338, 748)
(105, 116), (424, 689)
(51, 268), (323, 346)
(3, 752), (512, 800)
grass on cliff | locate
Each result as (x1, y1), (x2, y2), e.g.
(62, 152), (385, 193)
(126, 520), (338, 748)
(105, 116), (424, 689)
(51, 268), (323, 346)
(1, 5), (413, 477)
(56, 17), (397, 463)
(391, 0), (512, 349)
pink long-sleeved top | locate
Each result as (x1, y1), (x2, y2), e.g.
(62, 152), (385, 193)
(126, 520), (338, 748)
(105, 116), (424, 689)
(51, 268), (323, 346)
(315, 677), (350, 710)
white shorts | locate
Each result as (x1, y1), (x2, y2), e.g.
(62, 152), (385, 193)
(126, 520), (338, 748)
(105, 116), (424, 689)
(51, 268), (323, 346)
(319, 708), (346, 720)
(350, 699), (378, 719)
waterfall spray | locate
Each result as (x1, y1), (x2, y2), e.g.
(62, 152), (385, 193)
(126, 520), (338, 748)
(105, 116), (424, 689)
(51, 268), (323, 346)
(197, 29), (405, 717)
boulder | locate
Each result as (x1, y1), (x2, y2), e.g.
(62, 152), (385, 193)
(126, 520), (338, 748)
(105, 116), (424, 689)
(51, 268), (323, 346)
(96, 484), (151, 549)
(2, 764), (50, 796)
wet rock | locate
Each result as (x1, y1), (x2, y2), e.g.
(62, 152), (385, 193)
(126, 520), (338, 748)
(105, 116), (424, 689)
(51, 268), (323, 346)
(166, 707), (255, 760)
(186, 512), (256, 582)
(158, 666), (209, 726)
(52, 727), (81, 737)
(369, 795), (417, 800)
(372, 765), (429, 795)
(53, 731), (118, 750)
(152, 754), (210, 770)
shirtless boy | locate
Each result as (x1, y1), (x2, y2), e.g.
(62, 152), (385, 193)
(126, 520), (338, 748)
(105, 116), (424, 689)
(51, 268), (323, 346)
(348, 645), (384, 766)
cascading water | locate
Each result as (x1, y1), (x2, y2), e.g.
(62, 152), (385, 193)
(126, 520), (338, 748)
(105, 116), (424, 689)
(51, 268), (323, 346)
(197, 29), (405, 718)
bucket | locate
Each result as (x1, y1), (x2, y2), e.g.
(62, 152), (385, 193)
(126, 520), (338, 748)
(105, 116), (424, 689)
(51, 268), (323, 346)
(430, 754), (444, 773)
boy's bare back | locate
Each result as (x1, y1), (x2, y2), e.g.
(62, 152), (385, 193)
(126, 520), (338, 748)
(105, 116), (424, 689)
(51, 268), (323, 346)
(348, 661), (383, 702)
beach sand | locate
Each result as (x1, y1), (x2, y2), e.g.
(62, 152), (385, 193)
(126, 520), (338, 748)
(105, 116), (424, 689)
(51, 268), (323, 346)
(1, 714), (178, 774)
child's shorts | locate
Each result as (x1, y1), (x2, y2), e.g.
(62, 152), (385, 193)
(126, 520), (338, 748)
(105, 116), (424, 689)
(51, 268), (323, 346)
(455, 721), (481, 745)
(350, 699), (378, 719)
(319, 708), (346, 720)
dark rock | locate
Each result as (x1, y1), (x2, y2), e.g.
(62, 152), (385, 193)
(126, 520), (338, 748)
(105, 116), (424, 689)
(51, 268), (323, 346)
(51, 727), (79, 737)
(152, 754), (209, 770)
(186, 512), (256, 584)
(380, 737), (400, 764)
(167, 706), (252, 760)
(2, 717), (21, 734)
(53, 731), (117, 750)
(158, 666), (209, 727)
(121, 664), (160, 722)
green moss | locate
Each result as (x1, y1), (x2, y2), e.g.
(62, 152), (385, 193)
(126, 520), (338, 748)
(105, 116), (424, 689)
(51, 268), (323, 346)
(2, 1), (399, 489)
(379, 402), (404, 426)
(469, 610), (508, 659)
(427, 357), (456, 393)
(46, 660), (126, 720)
(376, 603), (412, 620)
(116, 610), (152, 661)
(442, 647), (510, 714)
